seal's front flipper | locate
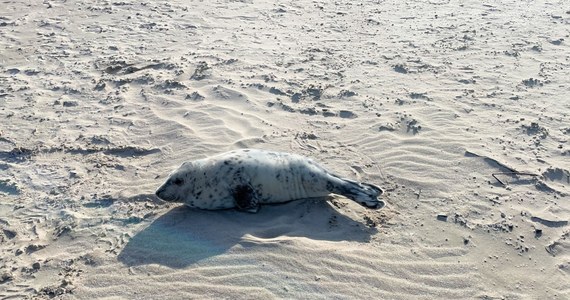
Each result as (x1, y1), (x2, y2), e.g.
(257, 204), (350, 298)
(232, 184), (260, 213)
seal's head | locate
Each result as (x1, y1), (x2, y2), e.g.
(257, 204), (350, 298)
(155, 162), (194, 202)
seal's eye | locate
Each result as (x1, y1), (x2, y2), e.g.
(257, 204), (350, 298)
(173, 178), (184, 186)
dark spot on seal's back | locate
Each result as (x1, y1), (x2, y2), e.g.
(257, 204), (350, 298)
(243, 149), (250, 152)
(233, 184), (255, 211)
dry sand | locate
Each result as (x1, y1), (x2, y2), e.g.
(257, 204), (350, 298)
(1, 0), (569, 299)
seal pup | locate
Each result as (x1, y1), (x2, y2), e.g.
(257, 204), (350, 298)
(155, 149), (384, 213)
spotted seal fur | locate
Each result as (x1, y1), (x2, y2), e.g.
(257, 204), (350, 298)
(155, 149), (384, 212)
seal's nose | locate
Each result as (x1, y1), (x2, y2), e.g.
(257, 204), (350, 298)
(155, 186), (175, 202)
(155, 187), (164, 198)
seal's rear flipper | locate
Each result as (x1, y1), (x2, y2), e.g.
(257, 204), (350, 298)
(232, 184), (260, 213)
(358, 198), (385, 209)
(327, 176), (385, 209)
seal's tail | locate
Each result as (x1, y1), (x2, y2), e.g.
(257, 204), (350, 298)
(326, 175), (385, 209)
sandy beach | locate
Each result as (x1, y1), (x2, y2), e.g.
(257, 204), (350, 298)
(1, 0), (569, 298)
